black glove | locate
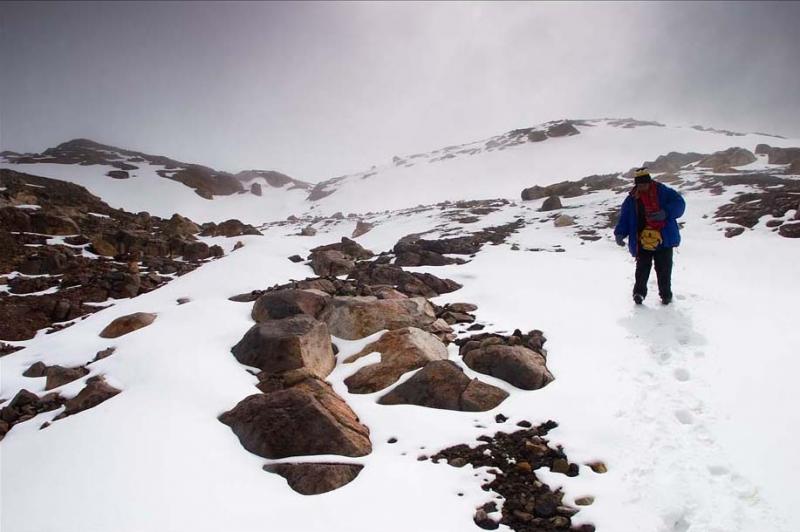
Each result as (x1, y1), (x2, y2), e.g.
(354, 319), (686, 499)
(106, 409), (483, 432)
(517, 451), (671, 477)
(615, 234), (626, 247)
(647, 209), (666, 222)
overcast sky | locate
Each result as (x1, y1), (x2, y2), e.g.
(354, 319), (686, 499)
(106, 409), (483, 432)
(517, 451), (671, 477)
(1, 1), (799, 182)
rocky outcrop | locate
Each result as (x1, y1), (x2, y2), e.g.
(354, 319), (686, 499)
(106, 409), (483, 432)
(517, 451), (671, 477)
(1, 389), (65, 438)
(457, 331), (553, 390)
(378, 360), (508, 411)
(263, 463), (363, 495)
(522, 174), (625, 201)
(320, 296), (437, 340)
(219, 377), (371, 459)
(756, 145), (800, 165)
(697, 147), (756, 169)
(348, 261), (462, 298)
(99, 312), (157, 338)
(199, 219), (260, 237)
(343, 327), (449, 393)
(231, 316), (335, 378)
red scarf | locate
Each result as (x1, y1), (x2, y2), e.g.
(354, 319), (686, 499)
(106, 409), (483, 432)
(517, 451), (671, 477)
(637, 184), (666, 230)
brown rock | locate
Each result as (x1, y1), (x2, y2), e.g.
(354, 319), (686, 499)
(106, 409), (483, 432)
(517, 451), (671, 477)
(23, 361), (48, 378)
(309, 249), (354, 277)
(697, 147), (756, 168)
(251, 289), (329, 322)
(540, 195), (562, 212)
(57, 376), (121, 418)
(378, 360), (508, 411)
(320, 296), (437, 340)
(44, 365), (89, 390)
(301, 225), (317, 237)
(462, 344), (554, 390)
(90, 237), (117, 257)
(263, 463), (363, 495)
(778, 222), (800, 238)
(89, 347), (116, 363)
(99, 312), (157, 338)
(554, 214), (574, 227)
(351, 220), (374, 238)
(231, 316), (335, 378)
(344, 328), (449, 393)
(219, 378), (371, 459)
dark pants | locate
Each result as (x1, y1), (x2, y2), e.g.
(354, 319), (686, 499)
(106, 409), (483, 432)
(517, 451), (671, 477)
(634, 247), (673, 300)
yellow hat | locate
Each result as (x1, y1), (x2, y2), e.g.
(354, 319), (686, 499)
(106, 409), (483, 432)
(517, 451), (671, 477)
(635, 167), (650, 177)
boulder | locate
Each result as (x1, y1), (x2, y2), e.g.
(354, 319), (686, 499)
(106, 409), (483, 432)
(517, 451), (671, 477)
(778, 222), (800, 238)
(201, 219), (260, 237)
(378, 360), (508, 411)
(309, 249), (354, 277)
(343, 327), (449, 393)
(352, 220), (374, 238)
(766, 146), (800, 165)
(462, 344), (553, 390)
(251, 289), (330, 322)
(219, 377), (371, 459)
(250, 183), (262, 196)
(540, 196), (563, 212)
(44, 365), (90, 390)
(263, 463), (363, 495)
(554, 214), (575, 227)
(99, 312), (157, 338)
(23, 361), (48, 378)
(231, 316), (335, 378)
(372, 286), (408, 300)
(301, 226), (317, 237)
(163, 214), (200, 237)
(311, 237), (374, 260)
(90, 237), (117, 257)
(55, 376), (121, 418)
(320, 296), (437, 340)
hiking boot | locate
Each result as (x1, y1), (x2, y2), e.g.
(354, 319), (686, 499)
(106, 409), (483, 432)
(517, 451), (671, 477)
(661, 295), (672, 305)
(633, 293), (644, 305)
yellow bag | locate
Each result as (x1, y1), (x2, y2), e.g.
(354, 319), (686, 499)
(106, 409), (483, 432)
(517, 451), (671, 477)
(640, 228), (662, 251)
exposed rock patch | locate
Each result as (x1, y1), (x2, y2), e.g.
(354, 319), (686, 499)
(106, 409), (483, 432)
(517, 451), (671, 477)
(99, 312), (157, 338)
(263, 462), (363, 495)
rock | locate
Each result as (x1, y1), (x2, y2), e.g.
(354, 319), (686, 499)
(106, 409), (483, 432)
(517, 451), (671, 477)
(725, 226), (745, 238)
(99, 312), (157, 338)
(90, 236), (117, 257)
(551, 458), (570, 474)
(320, 296), (437, 340)
(301, 225), (317, 237)
(588, 461), (608, 474)
(288, 254), (303, 263)
(231, 316), (335, 378)
(474, 509), (500, 530)
(250, 183), (262, 196)
(447, 303), (477, 313)
(755, 144), (771, 155)
(553, 214), (574, 227)
(697, 147), (756, 168)
(546, 121), (580, 137)
(163, 214), (200, 237)
(44, 365), (89, 390)
(263, 463), (363, 495)
(309, 249), (354, 277)
(23, 361), (48, 378)
(778, 222), (800, 238)
(251, 289), (330, 322)
(311, 237), (374, 260)
(351, 220), (374, 238)
(372, 286), (408, 300)
(219, 377), (371, 459)
(344, 327), (449, 393)
(233, 241), (244, 251)
(200, 219), (260, 237)
(56, 376), (121, 418)
(462, 345), (554, 390)
(106, 170), (130, 179)
(765, 146), (800, 165)
(540, 195), (562, 212)
(89, 347), (116, 363)
(575, 496), (595, 506)
(28, 212), (80, 235)
(378, 360), (508, 411)
(176, 297), (191, 305)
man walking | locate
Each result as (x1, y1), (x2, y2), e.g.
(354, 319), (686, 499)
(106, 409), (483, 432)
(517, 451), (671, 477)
(614, 167), (686, 305)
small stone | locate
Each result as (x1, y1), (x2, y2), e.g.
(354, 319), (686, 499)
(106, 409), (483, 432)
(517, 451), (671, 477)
(516, 461), (532, 473)
(417, 455), (428, 461)
(551, 458), (570, 474)
(588, 461), (608, 474)
(233, 241), (244, 251)
(474, 509), (499, 530)
(387, 437), (397, 444)
(288, 254), (303, 263)
(448, 457), (467, 468)
(516, 420), (532, 428)
(556, 505), (579, 517)
(40, 421), (51, 430)
(176, 297), (191, 305)
(549, 516), (571, 527)
(512, 510), (533, 522)
(495, 413), (508, 423)
(575, 496), (595, 506)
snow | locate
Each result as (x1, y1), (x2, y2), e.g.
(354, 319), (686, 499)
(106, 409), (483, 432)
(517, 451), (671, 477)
(14, 204), (41, 210)
(0, 161), (309, 225)
(2, 123), (800, 532)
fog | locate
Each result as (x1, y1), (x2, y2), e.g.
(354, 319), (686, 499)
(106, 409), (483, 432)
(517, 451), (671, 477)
(1, 1), (798, 182)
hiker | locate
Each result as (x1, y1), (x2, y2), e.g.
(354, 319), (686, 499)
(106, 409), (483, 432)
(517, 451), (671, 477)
(614, 167), (686, 305)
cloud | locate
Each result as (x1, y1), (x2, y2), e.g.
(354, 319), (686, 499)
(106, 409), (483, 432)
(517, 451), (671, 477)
(1, 2), (798, 181)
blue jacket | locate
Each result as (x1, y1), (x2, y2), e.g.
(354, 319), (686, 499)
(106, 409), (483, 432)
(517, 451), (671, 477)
(614, 182), (686, 257)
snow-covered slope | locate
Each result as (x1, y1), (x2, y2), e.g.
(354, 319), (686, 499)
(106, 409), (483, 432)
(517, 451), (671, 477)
(3, 119), (798, 224)
(2, 157), (799, 531)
